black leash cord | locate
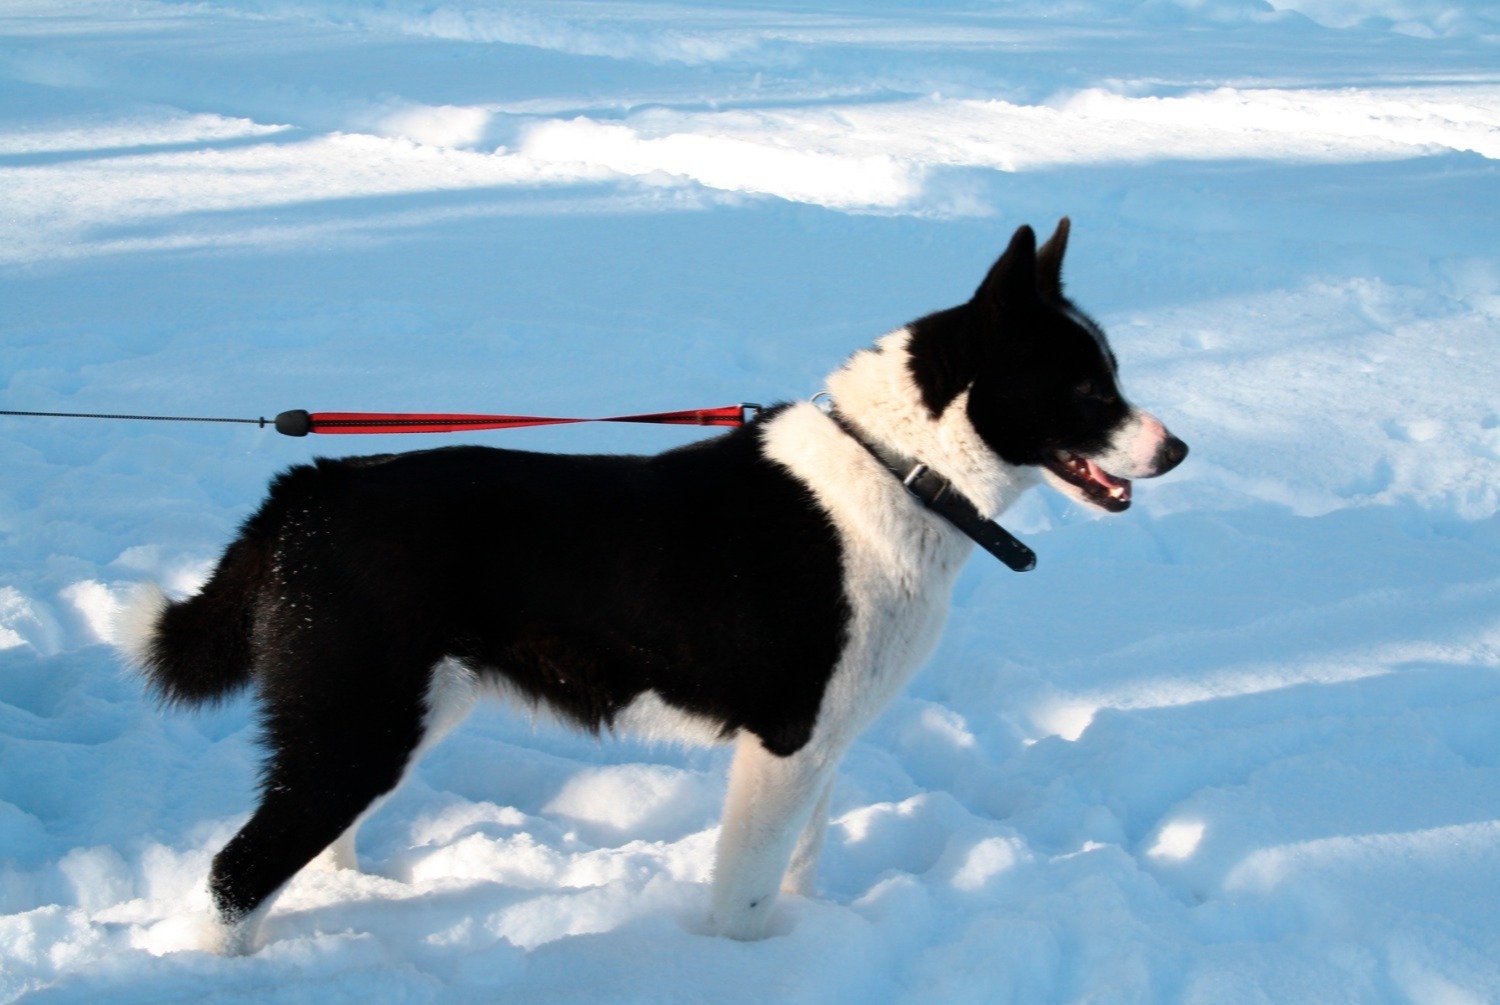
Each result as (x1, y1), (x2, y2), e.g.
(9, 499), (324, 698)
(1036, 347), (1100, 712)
(0, 409), (268, 426)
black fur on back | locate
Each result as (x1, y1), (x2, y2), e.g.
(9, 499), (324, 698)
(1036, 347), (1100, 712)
(150, 410), (851, 759)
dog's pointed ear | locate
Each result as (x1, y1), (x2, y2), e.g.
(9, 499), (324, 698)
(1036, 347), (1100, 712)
(976, 224), (1038, 307)
(1036, 217), (1070, 297)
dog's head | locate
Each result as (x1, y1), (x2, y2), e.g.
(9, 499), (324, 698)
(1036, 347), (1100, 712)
(908, 219), (1187, 513)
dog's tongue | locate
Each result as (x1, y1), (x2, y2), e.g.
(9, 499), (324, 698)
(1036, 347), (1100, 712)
(1085, 458), (1131, 505)
(1047, 450), (1134, 511)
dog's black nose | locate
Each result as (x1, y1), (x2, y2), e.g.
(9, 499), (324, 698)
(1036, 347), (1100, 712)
(1155, 435), (1189, 474)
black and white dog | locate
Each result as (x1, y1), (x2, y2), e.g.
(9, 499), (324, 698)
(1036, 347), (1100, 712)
(123, 219), (1185, 954)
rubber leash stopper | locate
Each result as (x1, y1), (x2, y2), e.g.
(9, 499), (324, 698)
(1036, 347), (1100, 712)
(274, 410), (312, 437)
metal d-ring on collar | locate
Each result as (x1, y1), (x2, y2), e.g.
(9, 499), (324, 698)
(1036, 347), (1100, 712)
(817, 395), (1037, 572)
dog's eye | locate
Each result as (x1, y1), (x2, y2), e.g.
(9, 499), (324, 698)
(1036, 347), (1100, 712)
(1074, 380), (1118, 404)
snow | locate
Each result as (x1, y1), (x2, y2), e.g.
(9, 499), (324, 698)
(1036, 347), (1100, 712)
(3, 0), (1499, 1000)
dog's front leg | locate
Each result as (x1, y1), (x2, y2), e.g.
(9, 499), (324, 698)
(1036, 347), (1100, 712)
(710, 732), (840, 939)
(781, 776), (834, 897)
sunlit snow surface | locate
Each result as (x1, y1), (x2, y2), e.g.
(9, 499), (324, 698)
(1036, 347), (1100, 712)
(3, 0), (1500, 1001)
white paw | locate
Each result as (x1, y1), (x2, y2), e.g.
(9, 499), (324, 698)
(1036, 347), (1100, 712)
(139, 909), (255, 956)
(709, 896), (776, 941)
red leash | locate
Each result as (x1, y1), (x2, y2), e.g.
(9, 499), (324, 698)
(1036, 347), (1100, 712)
(2, 404), (759, 436)
(271, 404), (755, 436)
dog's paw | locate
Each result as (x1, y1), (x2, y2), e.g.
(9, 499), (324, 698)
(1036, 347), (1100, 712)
(137, 909), (256, 956)
(708, 897), (777, 941)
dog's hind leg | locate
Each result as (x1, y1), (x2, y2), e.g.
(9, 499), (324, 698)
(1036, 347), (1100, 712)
(710, 733), (843, 940)
(308, 658), (479, 876)
(205, 656), (474, 954)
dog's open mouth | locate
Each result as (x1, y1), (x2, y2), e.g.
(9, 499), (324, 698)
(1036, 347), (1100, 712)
(1044, 451), (1132, 512)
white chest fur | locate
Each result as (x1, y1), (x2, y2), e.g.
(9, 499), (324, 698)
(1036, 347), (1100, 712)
(759, 401), (972, 745)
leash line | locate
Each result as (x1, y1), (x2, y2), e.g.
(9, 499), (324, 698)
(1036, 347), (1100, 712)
(0, 408), (268, 426)
(1, 404), (761, 436)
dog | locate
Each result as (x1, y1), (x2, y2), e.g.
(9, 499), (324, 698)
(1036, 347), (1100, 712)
(122, 218), (1186, 954)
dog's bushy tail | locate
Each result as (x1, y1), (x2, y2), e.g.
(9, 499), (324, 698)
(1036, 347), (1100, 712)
(120, 532), (270, 707)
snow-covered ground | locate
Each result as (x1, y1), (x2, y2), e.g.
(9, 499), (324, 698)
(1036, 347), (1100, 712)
(3, 0), (1499, 1000)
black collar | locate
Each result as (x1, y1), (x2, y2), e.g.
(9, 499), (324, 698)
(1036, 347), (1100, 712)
(826, 409), (1036, 572)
